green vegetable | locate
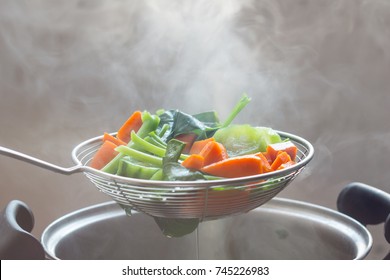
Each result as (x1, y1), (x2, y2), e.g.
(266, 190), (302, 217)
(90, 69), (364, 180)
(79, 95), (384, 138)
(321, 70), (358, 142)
(153, 217), (200, 238)
(162, 139), (206, 181)
(136, 111), (161, 139)
(117, 156), (160, 179)
(214, 125), (282, 157)
(151, 139), (203, 237)
(220, 94), (251, 128)
(157, 110), (219, 142)
(102, 111), (160, 174)
(149, 169), (164, 180)
(131, 131), (167, 157)
(115, 145), (163, 167)
(144, 132), (167, 149)
(157, 94), (251, 142)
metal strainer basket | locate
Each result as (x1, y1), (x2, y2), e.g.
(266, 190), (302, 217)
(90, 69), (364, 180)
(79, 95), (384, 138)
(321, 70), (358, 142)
(0, 131), (314, 221)
(73, 131), (314, 220)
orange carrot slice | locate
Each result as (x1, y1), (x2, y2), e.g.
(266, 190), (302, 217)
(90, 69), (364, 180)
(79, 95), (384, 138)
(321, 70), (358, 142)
(260, 151), (273, 165)
(189, 137), (215, 154)
(117, 111), (143, 143)
(181, 154), (205, 170)
(266, 141), (297, 162)
(254, 152), (272, 173)
(270, 151), (292, 171)
(277, 160), (296, 170)
(89, 141), (119, 169)
(201, 155), (263, 178)
(103, 132), (126, 146)
(199, 141), (229, 166)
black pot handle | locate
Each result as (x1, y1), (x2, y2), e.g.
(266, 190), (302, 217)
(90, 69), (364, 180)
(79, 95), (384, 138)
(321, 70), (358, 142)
(337, 182), (390, 244)
(0, 200), (45, 259)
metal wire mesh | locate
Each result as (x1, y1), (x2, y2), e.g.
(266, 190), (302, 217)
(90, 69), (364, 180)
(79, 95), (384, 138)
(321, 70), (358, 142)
(72, 131), (314, 221)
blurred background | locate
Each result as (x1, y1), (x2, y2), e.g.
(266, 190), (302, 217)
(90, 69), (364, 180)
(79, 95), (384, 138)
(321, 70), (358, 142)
(1, 0), (389, 259)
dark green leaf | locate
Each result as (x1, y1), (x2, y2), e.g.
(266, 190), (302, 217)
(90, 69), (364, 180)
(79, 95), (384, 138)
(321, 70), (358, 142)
(157, 110), (220, 141)
(154, 217), (200, 238)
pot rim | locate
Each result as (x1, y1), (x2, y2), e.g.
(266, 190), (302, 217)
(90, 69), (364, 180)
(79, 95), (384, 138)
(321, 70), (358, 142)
(41, 197), (373, 260)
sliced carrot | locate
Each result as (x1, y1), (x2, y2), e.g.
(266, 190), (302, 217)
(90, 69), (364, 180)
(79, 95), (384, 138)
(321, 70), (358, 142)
(277, 160), (296, 170)
(199, 141), (229, 166)
(266, 141), (297, 162)
(181, 154), (205, 170)
(89, 141), (119, 170)
(174, 133), (198, 154)
(103, 132), (126, 146)
(270, 151), (292, 171)
(254, 152), (272, 173)
(201, 155), (263, 178)
(117, 111), (143, 144)
(261, 151), (273, 165)
(189, 137), (215, 154)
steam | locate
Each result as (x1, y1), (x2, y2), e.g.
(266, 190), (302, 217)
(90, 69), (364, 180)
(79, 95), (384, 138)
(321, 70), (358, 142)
(1, 1), (390, 258)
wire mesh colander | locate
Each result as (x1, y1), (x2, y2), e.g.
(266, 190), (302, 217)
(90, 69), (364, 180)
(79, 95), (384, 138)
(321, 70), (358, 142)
(72, 130), (314, 221)
(0, 131), (313, 221)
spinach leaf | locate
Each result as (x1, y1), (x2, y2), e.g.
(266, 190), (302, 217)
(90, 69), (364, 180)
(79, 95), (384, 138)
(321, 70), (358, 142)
(153, 217), (199, 238)
(152, 139), (203, 237)
(157, 110), (220, 142)
(162, 139), (206, 181)
(156, 94), (251, 142)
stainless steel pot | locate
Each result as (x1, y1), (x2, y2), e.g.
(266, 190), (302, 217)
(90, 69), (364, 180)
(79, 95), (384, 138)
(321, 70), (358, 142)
(1, 182), (389, 260)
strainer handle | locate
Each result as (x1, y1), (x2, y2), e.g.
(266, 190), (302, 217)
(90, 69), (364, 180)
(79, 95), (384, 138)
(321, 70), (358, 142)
(0, 146), (83, 175)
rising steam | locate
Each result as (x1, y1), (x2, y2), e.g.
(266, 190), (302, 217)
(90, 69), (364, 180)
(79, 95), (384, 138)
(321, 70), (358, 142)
(1, 1), (390, 257)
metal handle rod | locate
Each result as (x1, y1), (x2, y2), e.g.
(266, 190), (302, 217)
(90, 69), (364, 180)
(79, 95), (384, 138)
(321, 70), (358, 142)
(0, 146), (83, 175)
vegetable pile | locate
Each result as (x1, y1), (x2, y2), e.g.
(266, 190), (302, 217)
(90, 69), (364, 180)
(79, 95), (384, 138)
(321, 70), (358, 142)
(89, 94), (299, 237)
(90, 95), (298, 181)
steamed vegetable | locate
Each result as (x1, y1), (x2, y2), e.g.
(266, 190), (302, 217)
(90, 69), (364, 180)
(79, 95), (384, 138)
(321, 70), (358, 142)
(162, 139), (206, 181)
(103, 133), (126, 146)
(153, 217), (199, 238)
(117, 156), (160, 179)
(181, 154), (205, 170)
(270, 151), (293, 171)
(89, 140), (119, 170)
(200, 155), (267, 178)
(90, 94), (297, 180)
(117, 110), (143, 143)
(101, 111), (160, 174)
(156, 94), (251, 142)
(213, 125), (282, 157)
(198, 140), (228, 166)
(189, 137), (215, 154)
(266, 140), (297, 162)
(88, 94), (299, 237)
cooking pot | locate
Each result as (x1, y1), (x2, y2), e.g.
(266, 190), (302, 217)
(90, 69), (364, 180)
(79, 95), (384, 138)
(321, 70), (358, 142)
(1, 182), (389, 260)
